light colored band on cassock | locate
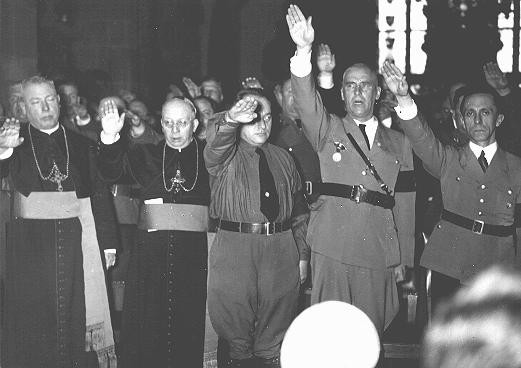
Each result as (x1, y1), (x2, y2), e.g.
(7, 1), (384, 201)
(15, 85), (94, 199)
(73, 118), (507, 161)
(137, 203), (209, 232)
(13, 191), (81, 219)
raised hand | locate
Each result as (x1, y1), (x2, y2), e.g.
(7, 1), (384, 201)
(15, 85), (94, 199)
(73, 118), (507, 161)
(241, 76), (263, 90)
(227, 96), (258, 124)
(286, 4), (314, 50)
(317, 43), (336, 73)
(0, 118), (24, 149)
(182, 77), (201, 99)
(100, 99), (125, 136)
(483, 61), (509, 93)
(381, 60), (409, 97)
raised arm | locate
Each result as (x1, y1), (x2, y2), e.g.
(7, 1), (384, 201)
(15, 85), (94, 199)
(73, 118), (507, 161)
(287, 4), (331, 151)
(381, 61), (447, 179)
(203, 96), (258, 176)
(98, 99), (127, 183)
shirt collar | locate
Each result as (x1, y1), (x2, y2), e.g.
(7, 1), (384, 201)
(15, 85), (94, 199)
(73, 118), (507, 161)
(353, 116), (378, 128)
(469, 141), (497, 161)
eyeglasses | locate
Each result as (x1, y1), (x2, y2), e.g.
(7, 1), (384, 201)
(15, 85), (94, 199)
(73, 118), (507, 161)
(161, 118), (193, 129)
(29, 95), (58, 106)
(344, 82), (374, 92)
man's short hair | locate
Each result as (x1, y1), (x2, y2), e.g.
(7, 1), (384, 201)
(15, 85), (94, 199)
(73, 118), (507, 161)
(342, 63), (378, 85)
(423, 267), (521, 368)
(21, 75), (56, 93)
(459, 85), (502, 115)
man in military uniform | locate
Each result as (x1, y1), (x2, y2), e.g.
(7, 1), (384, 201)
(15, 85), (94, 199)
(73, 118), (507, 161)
(381, 61), (521, 306)
(286, 5), (415, 334)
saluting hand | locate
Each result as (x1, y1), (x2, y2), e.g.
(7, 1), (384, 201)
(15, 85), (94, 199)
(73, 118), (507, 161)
(317, 43), (336, 73)
(226, 96), (258, 124)
(182, 77), (201, 99)
(0, 118), (24, 150)
(100, 99), (125, 136)
(286, 4), (314, 50)
(483, 61), (510, 95)
(381, 60), (409, 98)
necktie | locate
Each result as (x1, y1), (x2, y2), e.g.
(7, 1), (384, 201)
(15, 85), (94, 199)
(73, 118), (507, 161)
(359, 124), (370, 150)
(256, 148), (279, 222)
(478, 150), (488, 173)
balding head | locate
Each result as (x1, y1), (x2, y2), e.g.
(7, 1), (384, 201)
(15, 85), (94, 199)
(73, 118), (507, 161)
(341, 63), (381, 122)
(161, 98), (198, 149)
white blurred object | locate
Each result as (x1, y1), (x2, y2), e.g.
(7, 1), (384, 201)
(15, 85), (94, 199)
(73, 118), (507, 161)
(281, 301), (380, 368)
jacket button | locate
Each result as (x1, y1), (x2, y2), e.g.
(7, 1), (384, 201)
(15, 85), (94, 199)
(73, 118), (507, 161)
(479, 198), (484, 203)
(508, 189), (513, 195)
(456, 177), (461, 181)
(507, 203), (512, 208)
(478, 211), (483, 216)
(288, 147), (293, 152)
(480, 184), (486, 189)
(437, 224), (442, 229)
(362, 170), (367, 176)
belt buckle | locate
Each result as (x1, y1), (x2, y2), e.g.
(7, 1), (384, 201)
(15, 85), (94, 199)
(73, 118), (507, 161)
(305, 181), (313, 196)
(351, 185), (363, 204)
(472, 219), (484, 235)
(264, 222), (275, 236)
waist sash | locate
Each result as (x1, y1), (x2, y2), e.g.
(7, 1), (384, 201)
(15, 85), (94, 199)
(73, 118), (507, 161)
(137, 203), (209, 232)
(13, 191), (80, 219)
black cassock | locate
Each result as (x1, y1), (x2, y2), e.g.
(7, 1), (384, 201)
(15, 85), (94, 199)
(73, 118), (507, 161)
(1, 124), (117, 368)
(98, 136), (210, 368)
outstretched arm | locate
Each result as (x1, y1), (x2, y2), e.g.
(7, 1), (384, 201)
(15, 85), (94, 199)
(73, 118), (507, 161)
(287, 4), (331, 151)
(98, 99), (127, 183)
(204, 96), (258, 175)
(381, 61), (447, 178)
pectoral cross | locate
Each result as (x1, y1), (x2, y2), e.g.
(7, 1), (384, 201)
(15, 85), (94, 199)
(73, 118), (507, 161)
(170, 169), (186, 194)
(49, 162), (68, 192)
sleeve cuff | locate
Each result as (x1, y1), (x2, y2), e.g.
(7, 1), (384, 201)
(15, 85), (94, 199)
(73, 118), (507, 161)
(318, 73), (334, 89)
(394, 102), (418, 121)
(75, 115), (91, 126)
(0, 147), (14, 160)
(290, 49), (313, 78)
(104, 249), (116, 254)
(100, 131), (120, 145)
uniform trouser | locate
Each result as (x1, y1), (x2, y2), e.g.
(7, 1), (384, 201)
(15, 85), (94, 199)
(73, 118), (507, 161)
(208, 229), (300, 360)
(430, 270), (461, 313)
(310, 252), (399, 335)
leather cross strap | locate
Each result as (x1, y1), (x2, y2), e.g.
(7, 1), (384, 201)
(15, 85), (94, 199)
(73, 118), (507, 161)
(346, 133), (392, 197)
(305, 182), (395, 209)
(441, 209), (514, 237)
(217, 219), (291, 235)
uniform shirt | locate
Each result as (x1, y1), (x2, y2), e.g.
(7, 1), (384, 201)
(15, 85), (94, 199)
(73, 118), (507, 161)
(204, 113), (309, 260)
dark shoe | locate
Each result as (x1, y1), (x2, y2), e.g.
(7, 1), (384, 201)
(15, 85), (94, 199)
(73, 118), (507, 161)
(257, 356), (280, 368)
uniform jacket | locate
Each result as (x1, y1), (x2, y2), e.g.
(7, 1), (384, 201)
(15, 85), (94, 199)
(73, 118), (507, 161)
(399, 112), (521, 282)
(291, 73), (415, 269)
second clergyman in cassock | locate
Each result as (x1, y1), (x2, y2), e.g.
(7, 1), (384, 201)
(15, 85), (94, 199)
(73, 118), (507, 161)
(98, 97), (210, 368)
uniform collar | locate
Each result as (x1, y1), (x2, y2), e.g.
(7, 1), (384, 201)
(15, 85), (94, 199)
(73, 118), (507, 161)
(468, 141), (497, 162)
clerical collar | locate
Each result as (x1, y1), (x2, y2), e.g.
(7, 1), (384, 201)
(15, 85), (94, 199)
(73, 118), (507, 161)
(37, 124), (60, 135)
(469, 141), (497, 162)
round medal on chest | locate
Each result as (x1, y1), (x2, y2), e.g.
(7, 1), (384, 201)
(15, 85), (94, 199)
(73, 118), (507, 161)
(332, 152), (342, 162)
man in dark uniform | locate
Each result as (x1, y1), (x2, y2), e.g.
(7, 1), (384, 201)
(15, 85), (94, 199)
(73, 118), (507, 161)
(286, 5), (415, 334)
(382, 60), (521, 306)
(0, 76), (115, 368)
(98, 97), (210, 368)
(204, 92), (307, 367)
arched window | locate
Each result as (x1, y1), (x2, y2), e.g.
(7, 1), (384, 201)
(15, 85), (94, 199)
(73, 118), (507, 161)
(378, 0), (428, 76)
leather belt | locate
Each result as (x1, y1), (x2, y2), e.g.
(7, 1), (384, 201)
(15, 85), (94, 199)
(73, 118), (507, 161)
(111, 184), (141, 198)
(305, 182), (395, 209)
(217, 219), (291, 235)
(441, 209), (514, 237)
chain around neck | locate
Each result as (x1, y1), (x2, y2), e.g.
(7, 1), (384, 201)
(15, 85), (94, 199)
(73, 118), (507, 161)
(162, 138), (199, 193)
(28, 124), (70, 185)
